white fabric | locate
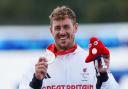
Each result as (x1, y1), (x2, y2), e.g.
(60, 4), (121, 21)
(19, 46), (119, 89)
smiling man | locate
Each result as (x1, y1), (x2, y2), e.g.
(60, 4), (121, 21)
(19, 6), (119, 89)
(50, 18), (77, 51)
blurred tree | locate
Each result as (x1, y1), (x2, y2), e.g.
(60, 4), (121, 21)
(0, 0), (128, 25)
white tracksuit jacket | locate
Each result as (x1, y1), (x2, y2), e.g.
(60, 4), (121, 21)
(19, 45), (119, 89)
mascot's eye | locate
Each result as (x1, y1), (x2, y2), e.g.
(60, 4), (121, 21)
(93, 41), (98, 45)
(89, 43), (92, 48)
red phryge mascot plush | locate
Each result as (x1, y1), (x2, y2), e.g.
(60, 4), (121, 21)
(85, 36), (110, 69)
(85, 37), (110, 89)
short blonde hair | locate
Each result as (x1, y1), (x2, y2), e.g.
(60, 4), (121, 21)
(49, 6), (77, 24)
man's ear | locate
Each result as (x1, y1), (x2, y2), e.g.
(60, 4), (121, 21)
(74, 23), (78, 33)
(50, 26), (52, 34)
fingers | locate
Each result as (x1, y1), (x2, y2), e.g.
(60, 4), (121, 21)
(94, 56), (110, 73)
(35, 57), (48, 80)
(36, 57), (48, 70)
(38, 57), (48, 63)
(36, 61), (48, 68)
(35, 63), (48, 73)
(103, 57), (110, 68)
(36, 57), (48, 73)
(99, 57), (110, 73)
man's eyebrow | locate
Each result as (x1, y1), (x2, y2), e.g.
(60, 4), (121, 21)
(54, 25), (60, 27)
(63, 24), (70, 27)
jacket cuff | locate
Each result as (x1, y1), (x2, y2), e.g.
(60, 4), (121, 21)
(29, 74), (43, 89)
(96, 72), (109, 89)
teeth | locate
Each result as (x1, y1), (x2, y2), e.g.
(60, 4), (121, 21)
(59, 36), (67, 40)
(60, 37), (66, 40)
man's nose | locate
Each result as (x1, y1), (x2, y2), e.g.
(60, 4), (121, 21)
(59, 28), (66, 34)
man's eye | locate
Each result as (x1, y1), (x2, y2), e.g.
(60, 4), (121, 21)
(55, 27), (60, 31)
(64, 25), (70, 30)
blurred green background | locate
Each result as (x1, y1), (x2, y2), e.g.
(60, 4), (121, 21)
(0, 0), (128, 25)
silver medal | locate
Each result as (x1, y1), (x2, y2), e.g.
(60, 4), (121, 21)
(42, 49), (55, 64)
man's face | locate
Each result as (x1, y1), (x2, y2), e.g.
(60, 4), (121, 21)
(50, 18), (78, 50)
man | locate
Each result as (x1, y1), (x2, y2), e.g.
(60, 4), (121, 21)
(19, 6), (119, 89)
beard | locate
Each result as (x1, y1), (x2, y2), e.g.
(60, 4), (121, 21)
(55, 37), (75, 51)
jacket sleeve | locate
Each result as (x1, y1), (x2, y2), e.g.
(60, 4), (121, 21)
(101, 72), (120, 89)
(29, 74), (43, 89)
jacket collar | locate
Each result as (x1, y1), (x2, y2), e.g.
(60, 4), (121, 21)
(47, 43), (77, 56)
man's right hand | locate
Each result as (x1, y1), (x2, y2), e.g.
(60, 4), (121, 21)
(35, 57), (48, 80)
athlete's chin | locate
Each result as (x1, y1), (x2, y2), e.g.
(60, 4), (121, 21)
(58, 42), (69, 50)
(56, 40), (71, 49)
(60, 44), (68, 49)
